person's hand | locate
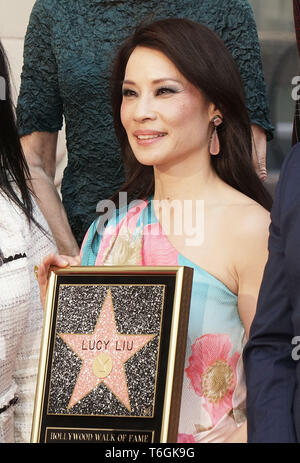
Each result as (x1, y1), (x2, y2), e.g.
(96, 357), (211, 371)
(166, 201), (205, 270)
(38, 253), (81, 307)
(251, 124), (267, 181)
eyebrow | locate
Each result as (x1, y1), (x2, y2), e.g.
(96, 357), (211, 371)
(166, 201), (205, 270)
(122, 78), (183, 85)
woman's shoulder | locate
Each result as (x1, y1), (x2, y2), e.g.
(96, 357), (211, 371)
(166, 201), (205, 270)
(217, 183), (270, 241)
(231, 191), (269, 227)
(213, 187), (271, 288)
(224, 201), (270, 276)
(234, 201), (270, 239)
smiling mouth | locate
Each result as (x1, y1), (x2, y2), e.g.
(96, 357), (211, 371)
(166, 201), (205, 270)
(136, 133), (166, 140)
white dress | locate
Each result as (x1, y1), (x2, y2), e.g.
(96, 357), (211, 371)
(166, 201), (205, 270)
(0, 192), (57, 443)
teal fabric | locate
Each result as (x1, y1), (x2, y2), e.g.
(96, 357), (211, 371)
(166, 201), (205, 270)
(80, 197), (245, 439)
(17, 0), (273, 245)
(80, 196), (242, 367)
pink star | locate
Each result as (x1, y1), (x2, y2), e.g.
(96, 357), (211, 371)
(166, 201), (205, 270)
(59, 289), (155, 411)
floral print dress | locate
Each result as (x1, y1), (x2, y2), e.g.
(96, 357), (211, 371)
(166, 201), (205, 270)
(81, 199), (246, 443)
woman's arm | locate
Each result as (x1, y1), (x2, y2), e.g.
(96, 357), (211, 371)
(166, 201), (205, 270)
(235, 206), (270, 339)
(21, 131), (79, 256)
(223, 205), (270, 443)
(17, 1), (78, 255)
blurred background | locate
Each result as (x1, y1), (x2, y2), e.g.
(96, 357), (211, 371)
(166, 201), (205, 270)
(0, 0), (297, 194)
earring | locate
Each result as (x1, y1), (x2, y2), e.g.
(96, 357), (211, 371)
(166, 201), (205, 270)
(209, 115), (223, 155)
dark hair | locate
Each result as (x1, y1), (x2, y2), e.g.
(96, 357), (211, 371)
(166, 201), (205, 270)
(109, 18), (272, 211)
(0, 41), (36, 222)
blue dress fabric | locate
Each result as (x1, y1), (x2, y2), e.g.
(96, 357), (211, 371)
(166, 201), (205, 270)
(81, 198), (246, 442)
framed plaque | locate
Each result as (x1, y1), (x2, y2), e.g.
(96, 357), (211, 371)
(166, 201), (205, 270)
(31, 266), (193, 443)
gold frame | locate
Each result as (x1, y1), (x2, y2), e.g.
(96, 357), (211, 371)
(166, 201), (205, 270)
(31, 266), (193, 443)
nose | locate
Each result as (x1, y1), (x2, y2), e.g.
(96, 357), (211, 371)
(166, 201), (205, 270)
(133, 94), (157, 122)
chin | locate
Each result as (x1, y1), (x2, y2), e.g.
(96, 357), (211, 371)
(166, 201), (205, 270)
(135, 158), (158, 167)
(131, 150), (164, 167)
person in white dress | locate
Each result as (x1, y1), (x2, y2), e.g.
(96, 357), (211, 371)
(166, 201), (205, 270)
(0, 41), (57, 443)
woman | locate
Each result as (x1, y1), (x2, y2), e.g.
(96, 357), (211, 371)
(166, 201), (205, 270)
(18, 0), (273, 254)
(0, 42), (58, 443)
(39, 19), (271, 443)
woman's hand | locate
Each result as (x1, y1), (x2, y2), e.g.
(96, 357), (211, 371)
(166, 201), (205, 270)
(38, 253), (81, 307)
(251, 124), (267, 181)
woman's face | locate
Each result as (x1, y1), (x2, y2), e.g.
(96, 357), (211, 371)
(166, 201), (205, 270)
(120, 46), (217, 171)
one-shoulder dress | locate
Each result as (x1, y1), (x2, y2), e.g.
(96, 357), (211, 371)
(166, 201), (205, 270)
(81, 199), (246, 443)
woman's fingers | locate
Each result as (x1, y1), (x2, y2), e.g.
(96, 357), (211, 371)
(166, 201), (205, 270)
(37, 253), (81, 307)
(251, 124), (267, 181)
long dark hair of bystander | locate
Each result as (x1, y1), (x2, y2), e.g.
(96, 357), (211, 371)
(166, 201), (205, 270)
(0, 41), (36, 224)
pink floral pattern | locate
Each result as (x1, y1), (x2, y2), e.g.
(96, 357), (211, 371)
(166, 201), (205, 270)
(177, 433), (196, 443)
(142, 223), (178, 265)
(186, 334), (240, 427)
(81, 199), (247, 441)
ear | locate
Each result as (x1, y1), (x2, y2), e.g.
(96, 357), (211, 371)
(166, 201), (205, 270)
(208, 103), (223, 121)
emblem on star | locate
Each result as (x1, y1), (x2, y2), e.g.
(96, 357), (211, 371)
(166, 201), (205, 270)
(59, 289), (156, 411)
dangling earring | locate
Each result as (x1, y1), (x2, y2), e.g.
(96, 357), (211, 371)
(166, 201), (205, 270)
(209, 115), (223, 155)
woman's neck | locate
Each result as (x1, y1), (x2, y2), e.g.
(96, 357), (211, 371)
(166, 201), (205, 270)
(153, 160), (219, 202)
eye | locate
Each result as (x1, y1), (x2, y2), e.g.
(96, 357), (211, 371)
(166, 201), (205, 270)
(156, 87), (178, 96)
(122, 88), (137, 98)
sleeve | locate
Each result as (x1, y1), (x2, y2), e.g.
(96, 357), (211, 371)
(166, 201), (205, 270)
(243, 145), (300, 443)
(17, 0), (63, 136)
(221, 0), (274, 140)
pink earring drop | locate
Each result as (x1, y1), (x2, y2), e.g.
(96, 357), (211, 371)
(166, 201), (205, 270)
(209, 115), (223, 155)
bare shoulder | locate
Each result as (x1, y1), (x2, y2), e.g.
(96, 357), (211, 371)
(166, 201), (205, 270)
(225, 193), (271, 270)
(216, 182), (271, 255)
(231, 196), (270, 239)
